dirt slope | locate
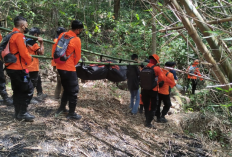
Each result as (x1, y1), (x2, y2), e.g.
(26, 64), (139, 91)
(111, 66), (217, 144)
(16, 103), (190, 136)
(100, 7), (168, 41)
(0, 81), (213, 157)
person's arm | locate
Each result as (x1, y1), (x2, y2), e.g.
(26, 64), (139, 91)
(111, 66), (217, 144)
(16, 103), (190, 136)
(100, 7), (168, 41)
(74, 38), (81, 65)
(169, 74), (176, 88)
(155, 67), (176, 87)
(16, 34), (33, 65)
(196, 68), (203, 81)
(37, 37), (44, 55)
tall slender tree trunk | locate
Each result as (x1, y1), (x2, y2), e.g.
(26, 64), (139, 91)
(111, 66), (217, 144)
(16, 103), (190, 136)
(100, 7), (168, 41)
(151, 15), (156, 54)
(114, 0), (120, 20)
(178, 0), (232, 83)
(170, 0), (229, 91)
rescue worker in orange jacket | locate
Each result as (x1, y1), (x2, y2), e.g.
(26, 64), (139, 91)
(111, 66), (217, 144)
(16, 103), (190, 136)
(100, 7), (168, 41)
(52, 20), (83, 120)
(141, 54), (176, 128)
(5, 16), (34, 121)
(26, 27), (46, 103)
(52, 27), (66, 99)
(0, 32), (13, 105)
(156, 62), (176, 123)
(187, 59), (203, 94)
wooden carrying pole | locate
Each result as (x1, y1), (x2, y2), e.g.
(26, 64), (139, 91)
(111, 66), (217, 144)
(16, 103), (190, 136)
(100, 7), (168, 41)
(0, 27), (136, 63)
(159, 16), (232, 32)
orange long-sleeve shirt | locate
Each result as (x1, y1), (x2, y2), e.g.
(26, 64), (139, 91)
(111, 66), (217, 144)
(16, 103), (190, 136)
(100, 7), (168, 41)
(52, 30), (81, 71)
(147, 63), (176, 91)
(159, 69), (176, 95)
(0, 34), (2, 42)
(51, 38), (58, 67)
(26, 41), (40, 72)
(187, 64), (203, 81)
(6, 28), (33, 70)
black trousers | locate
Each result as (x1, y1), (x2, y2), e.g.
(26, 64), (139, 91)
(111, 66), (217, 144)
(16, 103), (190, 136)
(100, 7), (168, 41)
(29, 71), (39, 88)
(36, 74), (43, 94)
(156, 94), (172, 118)
(188, 79), (198, 94)
(58, 70), (79, 113)
(141, 90), (158, 124)
(6, 69), (33, 109)
(0, 61), (8, 100)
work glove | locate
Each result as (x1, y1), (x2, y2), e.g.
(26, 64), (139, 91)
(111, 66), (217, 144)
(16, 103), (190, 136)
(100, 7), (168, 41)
(176, 84), (183, 91)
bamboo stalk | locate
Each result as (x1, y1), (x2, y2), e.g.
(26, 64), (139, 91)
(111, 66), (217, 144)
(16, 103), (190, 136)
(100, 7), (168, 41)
(31, 55), (146, 66)
(159, 16), (232, 32)
(0, 27), (136, 63)
(164, 67), (219, 83)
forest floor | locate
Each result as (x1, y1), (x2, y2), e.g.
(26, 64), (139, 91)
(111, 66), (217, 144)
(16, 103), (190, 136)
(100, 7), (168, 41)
(0, 80), (230, 157)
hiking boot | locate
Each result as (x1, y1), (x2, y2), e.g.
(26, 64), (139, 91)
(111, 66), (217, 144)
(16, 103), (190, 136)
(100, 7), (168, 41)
(55, 107), (68, 115)
(17, 112), (35, 122)
(67, 113), (82, 120)
(37, 93), (47, 101)
(145, 123), (156, 129)
(30, 98), (39, 104)
(157, 117), (168, 123)
(4, 97), (13, 106)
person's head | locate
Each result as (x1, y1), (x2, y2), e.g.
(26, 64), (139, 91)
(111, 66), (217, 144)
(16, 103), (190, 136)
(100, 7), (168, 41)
(29, 27), (40, 37)
(131, 54), (138, 61)
(14, 16), (28, 34)
(149, 54), (160, 65)
(56, 27), (66, 37)
(71, 20), (83, 35)
(193, 59), (199, 65)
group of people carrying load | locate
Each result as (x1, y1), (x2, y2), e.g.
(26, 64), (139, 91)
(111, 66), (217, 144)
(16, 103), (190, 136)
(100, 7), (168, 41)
(0, 16), (203, 126)
(0, 16), (83, 122)
(127, 55), (203, 128)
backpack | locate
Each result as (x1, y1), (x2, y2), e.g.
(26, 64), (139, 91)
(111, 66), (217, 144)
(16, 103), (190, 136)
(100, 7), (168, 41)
(140, 65), (158, 90)
(0, 31), (19, 63)
(189, 65), (196, 74)
(159, 72), (170, 88)
(53, 33), (74, 64)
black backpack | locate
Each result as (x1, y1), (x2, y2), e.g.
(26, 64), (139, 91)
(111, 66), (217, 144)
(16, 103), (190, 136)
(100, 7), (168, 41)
(140, 65), (158, 90)
(0, 31), (19, 63)
(53, 33), (74, 64)
(159, 72), (170, 88)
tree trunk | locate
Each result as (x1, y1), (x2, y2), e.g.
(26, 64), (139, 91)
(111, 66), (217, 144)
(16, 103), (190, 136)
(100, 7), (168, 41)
(179, 0), (232, 83)
(114, 0), (120, 20)
(170, 0), (229, 91)
(151, 13), (156, 54)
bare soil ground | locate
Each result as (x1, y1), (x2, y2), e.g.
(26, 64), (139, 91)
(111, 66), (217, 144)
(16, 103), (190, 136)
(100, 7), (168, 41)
(0, 80), (219, 157)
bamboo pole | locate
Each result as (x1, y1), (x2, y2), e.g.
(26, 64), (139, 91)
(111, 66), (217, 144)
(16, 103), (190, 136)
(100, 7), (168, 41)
(0, 27), (136, 63)
(179, 0), (232, 83)
(31, 55), (147, 66)
(159, 16), (232, 32)
(164, 67), (219, 83)
(170, 0), (229, 88)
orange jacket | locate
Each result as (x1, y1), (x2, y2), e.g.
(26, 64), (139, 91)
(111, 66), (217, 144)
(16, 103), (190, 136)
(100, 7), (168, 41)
(52, 30), (81, 71)
(6, 28), (33, 70)
(0, 34), (2, 42)
(26, 41), (40, 72)
(187, 62), (203, 80)
(159, 69), (176, 95)
(147, 63), (175, 91)
(51, 38), (58, 67)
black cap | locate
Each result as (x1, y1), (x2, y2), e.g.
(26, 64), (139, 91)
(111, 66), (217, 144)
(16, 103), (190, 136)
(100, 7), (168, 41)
(29, 27), (41, 35)
(165, 61), (176, 67)
(56, 27), (66, 36)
